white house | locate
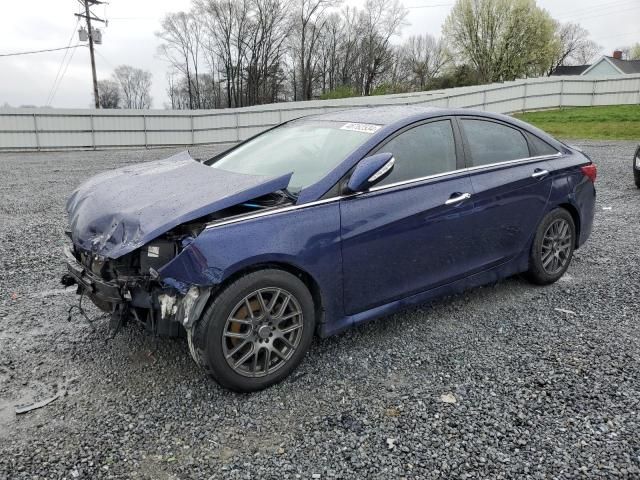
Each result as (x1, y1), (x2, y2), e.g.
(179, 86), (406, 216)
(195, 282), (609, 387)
(550, 51), (640, 77)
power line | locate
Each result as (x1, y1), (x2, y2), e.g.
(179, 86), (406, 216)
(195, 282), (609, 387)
(552, 0), (637, 18)
(94, 49), (116, 71)
(0, 44), (86, 58)
(406, 3), (453, 9)
(555, 4), (640, 22)
(596, 30), (640, 41)
(46, 19), (81, 106)
(48, 40), (82, 107)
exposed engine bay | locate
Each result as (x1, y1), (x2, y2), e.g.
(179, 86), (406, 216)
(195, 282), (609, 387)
(62, 191), (293, 345)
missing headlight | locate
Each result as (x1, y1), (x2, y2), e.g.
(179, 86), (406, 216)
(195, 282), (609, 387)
(140, 239), (177, 274)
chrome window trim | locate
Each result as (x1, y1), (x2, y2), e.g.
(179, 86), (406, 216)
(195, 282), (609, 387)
(204, 151), (562, 231)
(368, 151), (562, 192)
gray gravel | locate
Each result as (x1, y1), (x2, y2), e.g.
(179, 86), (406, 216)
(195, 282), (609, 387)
(1, 141), (639, 479)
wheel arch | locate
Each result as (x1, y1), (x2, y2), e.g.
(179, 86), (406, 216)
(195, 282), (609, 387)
(213, 260), (326, 329)
(557, 202), (581, 248)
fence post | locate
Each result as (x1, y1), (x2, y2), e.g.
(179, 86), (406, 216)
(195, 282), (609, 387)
(190, 114), (195, 146)
(522, 82), (528, 112)
(482, 90), (487, 110)
(559, 79), (564, 108)
(591, 79), (596, 106)
(235, 112), (240, 142)
(143, 114), (148, 149)
(90, 114), (96, 150)
(33, 113), (40, 151)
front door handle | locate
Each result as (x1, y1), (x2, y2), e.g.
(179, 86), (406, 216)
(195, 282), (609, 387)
(445, 192), (472, 206)
(531, 169), (549, 179)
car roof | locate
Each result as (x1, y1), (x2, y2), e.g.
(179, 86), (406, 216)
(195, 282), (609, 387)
(297, 104), (564, 150)
(304, 105), (446, 126)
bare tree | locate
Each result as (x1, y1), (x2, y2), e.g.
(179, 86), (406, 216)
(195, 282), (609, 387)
(357, 0), (408, 95)
(400, 34), (447, 90)
(157, 12), (201, 109)
(113, 65), (152, 109)
(198, 0), (252, 107)
(290, 0), (341, 100)
(245, 0), (291, 105)
(97, 79), (121, 108)
(547, 22), (600, 75)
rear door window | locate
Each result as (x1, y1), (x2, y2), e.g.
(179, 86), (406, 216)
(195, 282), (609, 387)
(377, 120), (457, 186)
(461, 119), (530, 166)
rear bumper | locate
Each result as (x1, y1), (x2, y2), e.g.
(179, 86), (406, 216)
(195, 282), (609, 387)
(62, 246), (125, 304)
(575, 180), (596, 248)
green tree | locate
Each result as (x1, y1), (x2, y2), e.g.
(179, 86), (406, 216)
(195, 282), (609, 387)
(443, 0), (556, 83)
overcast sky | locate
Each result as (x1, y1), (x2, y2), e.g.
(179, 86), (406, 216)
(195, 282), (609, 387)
(0, 0), (637, 109)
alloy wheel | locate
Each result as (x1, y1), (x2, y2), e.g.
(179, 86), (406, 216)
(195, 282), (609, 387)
(541, 218), (572, 275)
(222, 288), (304, 378)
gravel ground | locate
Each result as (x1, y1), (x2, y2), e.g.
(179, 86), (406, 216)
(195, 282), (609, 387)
(0, 141), (639, 479)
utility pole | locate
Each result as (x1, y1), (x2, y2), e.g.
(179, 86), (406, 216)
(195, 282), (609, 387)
(76, 1), (106, 109)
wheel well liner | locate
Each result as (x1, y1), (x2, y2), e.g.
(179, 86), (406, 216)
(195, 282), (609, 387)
(558, 202), (581, 248)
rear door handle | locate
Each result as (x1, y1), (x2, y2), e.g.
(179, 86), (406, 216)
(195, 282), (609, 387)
(445, 192), (472, 205)
(531, 169), (549, 178)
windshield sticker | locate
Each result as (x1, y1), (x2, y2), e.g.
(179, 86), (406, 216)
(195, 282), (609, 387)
(340, 122), (381, 134)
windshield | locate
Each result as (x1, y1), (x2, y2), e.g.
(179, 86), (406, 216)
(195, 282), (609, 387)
(211, 120), (378, 193)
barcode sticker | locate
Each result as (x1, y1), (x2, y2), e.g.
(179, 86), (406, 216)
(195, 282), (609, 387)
(340, 123), (381, 134)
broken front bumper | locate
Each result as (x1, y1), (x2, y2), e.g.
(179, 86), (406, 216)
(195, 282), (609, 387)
(62, 245), (211, 341)
(62, 245), (125, 304)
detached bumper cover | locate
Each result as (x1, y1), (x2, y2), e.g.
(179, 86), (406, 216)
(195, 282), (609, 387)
(63, 246), (124, 303)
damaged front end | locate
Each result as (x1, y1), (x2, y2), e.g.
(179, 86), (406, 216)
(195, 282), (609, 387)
(61, 151), (294, 357)
(61, 223), (212, 339)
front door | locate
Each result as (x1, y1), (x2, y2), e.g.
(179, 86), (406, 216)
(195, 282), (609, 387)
(340, 119), (476, 315)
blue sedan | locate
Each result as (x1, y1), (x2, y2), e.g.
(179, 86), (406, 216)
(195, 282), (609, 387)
(62, 106), (597, 391)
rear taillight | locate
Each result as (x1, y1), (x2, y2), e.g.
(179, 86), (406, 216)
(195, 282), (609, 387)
(581, 164), (597, 183)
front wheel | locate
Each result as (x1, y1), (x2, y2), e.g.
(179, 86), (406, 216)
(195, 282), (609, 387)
(192, 269), (315, 392)
(525, 208), (576, 285)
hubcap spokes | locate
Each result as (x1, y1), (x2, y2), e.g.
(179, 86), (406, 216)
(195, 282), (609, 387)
(222, 288), (304, 378)
(541, 219), (572, 274)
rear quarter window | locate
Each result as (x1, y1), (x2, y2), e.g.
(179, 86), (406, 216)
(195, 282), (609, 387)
(528, 134), (559, 156)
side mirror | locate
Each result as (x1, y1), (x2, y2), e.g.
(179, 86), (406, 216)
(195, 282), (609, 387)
(347, 152), (395, 193)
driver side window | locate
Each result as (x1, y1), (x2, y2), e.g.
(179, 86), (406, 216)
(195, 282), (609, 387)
(376, 120), (457, 186)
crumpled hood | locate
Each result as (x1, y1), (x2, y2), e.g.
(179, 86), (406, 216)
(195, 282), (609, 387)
(66, 151), (292, 259)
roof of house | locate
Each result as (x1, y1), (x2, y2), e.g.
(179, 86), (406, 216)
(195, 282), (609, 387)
(550, 65), (590, 76)
(551, 56), (640, 76)
(606, 56), (640, 74)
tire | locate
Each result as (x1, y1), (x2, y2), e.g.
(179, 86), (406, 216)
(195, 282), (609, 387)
(192, 269), (315, 392)
(525, 208), (576, 286)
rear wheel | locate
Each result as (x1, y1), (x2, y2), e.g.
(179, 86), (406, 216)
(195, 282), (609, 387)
(192, 269), (315, 392)
(526, 208), (575, 285)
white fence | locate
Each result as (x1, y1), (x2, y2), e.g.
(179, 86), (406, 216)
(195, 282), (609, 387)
(1, 74), (639, 151)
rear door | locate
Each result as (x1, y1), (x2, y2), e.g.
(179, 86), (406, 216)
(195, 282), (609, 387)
(340, 119), (476, 315)
(457, 117), (555, 269)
